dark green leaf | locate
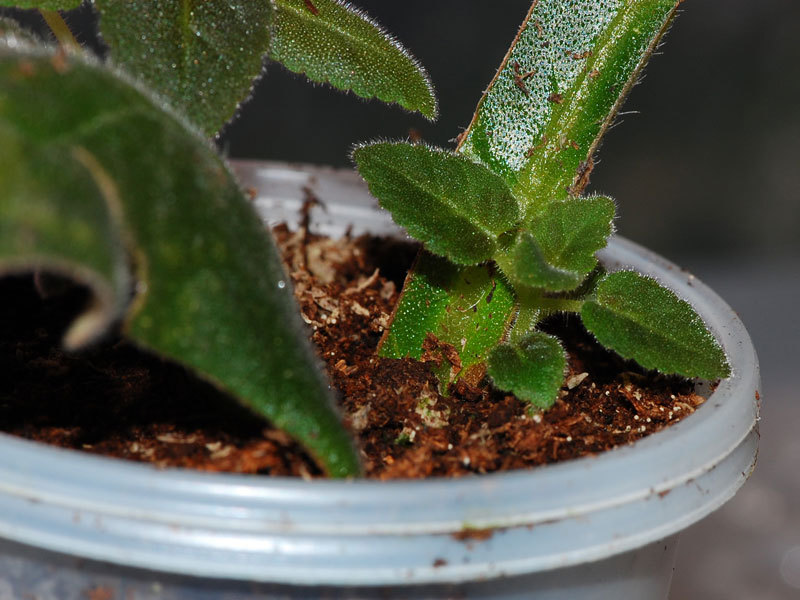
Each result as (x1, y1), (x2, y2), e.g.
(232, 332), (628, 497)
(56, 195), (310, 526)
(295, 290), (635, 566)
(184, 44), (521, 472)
(488, 332), (566, 410)
(498, 195), (615, 291)
(270, 0), (436, 119)
(353, 142), (520, 265)
(458, 0), (681, 211)
(95, 0), (272, 137)
(495, 231), (582, 292)
(530, 196), (615, 274)
(0, 47), (360, 477)
(379, 252), (515, 389)
(581, 271), (731, 379)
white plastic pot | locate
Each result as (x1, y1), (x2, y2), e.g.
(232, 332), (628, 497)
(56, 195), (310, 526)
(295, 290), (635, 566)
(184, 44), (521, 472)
(0, 162), (760, 599)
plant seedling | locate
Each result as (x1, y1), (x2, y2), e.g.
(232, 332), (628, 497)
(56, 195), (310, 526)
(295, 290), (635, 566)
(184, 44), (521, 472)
(354, 0), (730, 410)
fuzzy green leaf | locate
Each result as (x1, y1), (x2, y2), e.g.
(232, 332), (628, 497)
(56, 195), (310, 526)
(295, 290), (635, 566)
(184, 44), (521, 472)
(497, 195), (615, 291)
(458, 0), (681, 212)
(0, 1), (81, 8)
(379, 253), (515, 389)
(0, 47), (360, 477)
(581, 271), (731, 379)
(495, 231), (581, 292)
(354, 142), (520, 265)
(488, 332), (566, 410)
(95, 0), (272, 137)
(270, 0), (436, 119)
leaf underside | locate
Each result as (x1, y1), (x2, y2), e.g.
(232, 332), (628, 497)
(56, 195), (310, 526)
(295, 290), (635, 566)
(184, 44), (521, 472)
(353, 142), (520, 265)
(270, 0), (437, 119)
(0, 46), (360, 477)
(488, 331), (566, 410)
(95, 0), (272, 137)
(581, 271), (731, 380)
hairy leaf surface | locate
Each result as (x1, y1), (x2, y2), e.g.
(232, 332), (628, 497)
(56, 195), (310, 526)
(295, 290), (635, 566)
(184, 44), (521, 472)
(95, 0), (272, 137)
(495, 231), (581, 292)
(488, 332), (566, 410)
(271, 0), (436, 119)
(458, 0), (681, 212)
(0, 47), (360, 477)
(581, 271), (731, 379)
(354, 143), (520, 265)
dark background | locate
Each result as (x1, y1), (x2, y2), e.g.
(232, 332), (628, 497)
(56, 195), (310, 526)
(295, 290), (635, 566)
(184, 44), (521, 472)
(3, 2), (798, 597)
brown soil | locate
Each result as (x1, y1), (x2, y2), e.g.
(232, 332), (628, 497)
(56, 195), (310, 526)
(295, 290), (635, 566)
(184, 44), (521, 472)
(0, 227), (707, 479)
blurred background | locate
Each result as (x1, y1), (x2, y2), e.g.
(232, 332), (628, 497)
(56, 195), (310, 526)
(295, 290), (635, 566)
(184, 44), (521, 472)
(4, 1), (798, 597)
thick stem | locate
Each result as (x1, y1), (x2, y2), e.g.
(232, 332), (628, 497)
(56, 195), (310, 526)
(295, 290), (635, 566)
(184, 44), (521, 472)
(39, 9), (81, 52)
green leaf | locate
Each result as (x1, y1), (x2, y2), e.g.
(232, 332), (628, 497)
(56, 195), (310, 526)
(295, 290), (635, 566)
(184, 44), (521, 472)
(270, 0), (437, 119)
(495, 231), (582, 292)
(379, 252), (515, 389)
(0, 47), (360, 477)
(0, 1), (81, 8)
(458, 0), (681, 211)
(488, 332), (566, 410)
(353, 142), (520, 265)
(581, 271), (731, 379)
(497, 195), (615, 292)
(95, 0), (272, 137)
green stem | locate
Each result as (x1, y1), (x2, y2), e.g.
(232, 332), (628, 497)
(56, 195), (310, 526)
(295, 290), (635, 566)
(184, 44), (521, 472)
(39, 9), (81, 52)
(509, 289), (583, 345)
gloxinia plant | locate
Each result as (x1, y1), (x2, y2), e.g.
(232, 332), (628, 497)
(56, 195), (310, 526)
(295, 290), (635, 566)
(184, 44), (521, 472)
(354, 0), (730, 409)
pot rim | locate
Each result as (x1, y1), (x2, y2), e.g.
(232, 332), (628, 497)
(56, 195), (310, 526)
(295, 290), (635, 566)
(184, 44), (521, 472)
(0, 161), (760, 585)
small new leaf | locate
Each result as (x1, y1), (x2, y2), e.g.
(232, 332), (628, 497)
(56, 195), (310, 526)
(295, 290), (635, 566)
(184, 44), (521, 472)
(95, 0), (272, 137)
(495, 231), (582, 292)
(354, 142), (520, 265)
(581, 271), (731, 379)
(488, 332), (566, 410)
(271, 0), (437, 119)
(498, 195), (614, 292)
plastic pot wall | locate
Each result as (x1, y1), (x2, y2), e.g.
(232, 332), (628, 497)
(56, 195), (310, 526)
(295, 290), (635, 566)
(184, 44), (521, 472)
(0, 162), (760, 599)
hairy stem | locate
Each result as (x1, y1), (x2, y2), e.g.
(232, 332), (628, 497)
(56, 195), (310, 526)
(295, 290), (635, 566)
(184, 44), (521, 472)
(39, 9), (81, 52)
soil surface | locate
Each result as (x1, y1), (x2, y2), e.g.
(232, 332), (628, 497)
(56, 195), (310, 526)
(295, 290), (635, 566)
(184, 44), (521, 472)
(0, 226), (707, 479)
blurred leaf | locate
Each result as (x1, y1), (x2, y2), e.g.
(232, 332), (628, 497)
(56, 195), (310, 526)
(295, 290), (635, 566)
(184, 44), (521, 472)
(379, 252), (515, 389)
(353, 142), (520, 265)
(581, 271), (731, 379)
(458, 0), (681, 211)
(271, 0), (437, 119)
(488, 332), (566, 410)
(95, 0), (272, 137)
(0, 46), (360, 477)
